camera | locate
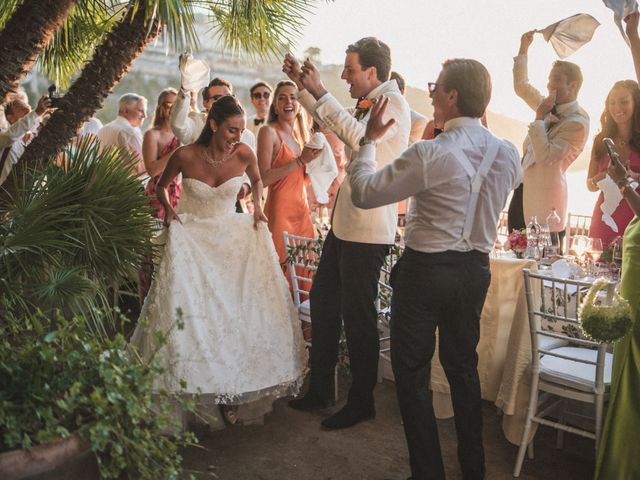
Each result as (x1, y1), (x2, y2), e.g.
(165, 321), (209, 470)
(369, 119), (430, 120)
(47, 84), (64, 108)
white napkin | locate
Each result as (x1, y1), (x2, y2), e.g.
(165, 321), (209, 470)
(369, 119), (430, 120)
(597, 175), (623, 232)
(538, 14), (600, 59)
(179, 52), (210, 92)
(305, 133), (337, 204)
(603, 0), (639, 45)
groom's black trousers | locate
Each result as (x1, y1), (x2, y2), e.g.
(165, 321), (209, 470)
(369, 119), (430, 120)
(308, 229), (389, 408)
(390, 247), (490, 480)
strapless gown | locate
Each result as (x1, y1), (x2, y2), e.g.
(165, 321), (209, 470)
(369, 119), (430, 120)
(132, 176), (306, 406)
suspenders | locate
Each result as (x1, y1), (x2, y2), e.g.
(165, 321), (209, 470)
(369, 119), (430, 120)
(442, 141), (501, 250)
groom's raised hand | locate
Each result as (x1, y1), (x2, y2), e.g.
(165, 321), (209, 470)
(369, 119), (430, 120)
(300, 59), (327, 100)
(364, 95), (396, 142)
(283, 53), (304, 90)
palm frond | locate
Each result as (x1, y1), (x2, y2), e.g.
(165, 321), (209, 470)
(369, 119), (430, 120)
(0, 0), (21, 30)
(38, 1), (120, 89)
(205, 0), (315, 60)
(0, 135), (155, 332)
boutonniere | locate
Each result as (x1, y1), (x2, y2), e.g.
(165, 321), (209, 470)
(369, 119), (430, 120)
(355, 97), (377, 120)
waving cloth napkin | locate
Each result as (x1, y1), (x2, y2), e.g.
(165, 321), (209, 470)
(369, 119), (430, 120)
(538, 14), (600, 58)
(179, 52), (210, 92)
(305, 132), (337, 204)
(597, 175), (623, 232)
(603, 0), (639, 45)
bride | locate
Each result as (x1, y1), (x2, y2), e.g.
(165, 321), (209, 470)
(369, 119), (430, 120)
(131, 95), (306, 426)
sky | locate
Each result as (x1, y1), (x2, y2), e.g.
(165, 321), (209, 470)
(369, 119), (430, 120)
(294, 0), (636, 125)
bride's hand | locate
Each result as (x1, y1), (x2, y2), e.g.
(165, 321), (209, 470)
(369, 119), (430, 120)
(163, 207), (182, 227)
(253, 206), (268, 229)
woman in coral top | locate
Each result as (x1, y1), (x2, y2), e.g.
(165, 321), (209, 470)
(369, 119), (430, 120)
(257, 80), (323, 276)
(587, 79), (640, 249)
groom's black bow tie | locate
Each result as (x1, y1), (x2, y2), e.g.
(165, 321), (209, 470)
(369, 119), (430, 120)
(254, 118), (265, 126)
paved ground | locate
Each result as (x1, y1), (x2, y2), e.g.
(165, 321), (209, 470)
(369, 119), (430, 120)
(181, 379), (594, 480)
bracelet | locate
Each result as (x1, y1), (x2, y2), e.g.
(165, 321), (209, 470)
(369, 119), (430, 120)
(588, 177), (597, 189)
(620, 182), (634, 195)
(296, 157), (303, 167)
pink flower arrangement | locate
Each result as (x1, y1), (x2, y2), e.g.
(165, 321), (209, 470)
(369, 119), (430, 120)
(504, 229), (527, 254)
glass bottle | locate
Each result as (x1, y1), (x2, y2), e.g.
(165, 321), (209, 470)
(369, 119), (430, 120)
(545, 208), (562, 257)
(526, 216), (541, 260)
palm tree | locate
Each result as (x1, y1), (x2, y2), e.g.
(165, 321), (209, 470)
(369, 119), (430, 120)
(0, 136), (156, 334)
(0, 0), (80, 104)
(17, 0), (314, 173)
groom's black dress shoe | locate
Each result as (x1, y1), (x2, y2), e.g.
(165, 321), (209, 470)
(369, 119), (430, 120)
(321, 403), (375, 429)
(288, 394), (333, 411)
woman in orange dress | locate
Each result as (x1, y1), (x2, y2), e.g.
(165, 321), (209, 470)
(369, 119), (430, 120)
(257, 80), (322, 277)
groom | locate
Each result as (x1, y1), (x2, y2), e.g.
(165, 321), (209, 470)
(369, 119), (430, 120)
(283, 37), (410, 429)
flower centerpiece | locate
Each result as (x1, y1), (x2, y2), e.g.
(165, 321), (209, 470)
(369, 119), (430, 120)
(504, 229), (527, 258)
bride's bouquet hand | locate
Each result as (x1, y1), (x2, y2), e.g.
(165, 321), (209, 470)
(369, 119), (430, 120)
(163, 207), (182, 227)
(253, 206), (268, 229)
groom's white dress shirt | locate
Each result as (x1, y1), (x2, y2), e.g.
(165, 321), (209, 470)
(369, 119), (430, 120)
(297, 79), (411, 245)
(350, 117), (522, 253)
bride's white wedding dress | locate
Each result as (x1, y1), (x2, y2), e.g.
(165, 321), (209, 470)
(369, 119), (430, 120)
(132, 176), (306, 412)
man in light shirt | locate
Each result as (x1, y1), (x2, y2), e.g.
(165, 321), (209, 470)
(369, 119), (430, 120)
(350, 59), (522, 480)
(283, 37), (411, 430)
(507, 31), (589, 241)
(0, 94), (51, 186)
(246, 80), (272, 138)
(97, 93), (147, 175)
(390, 71), (429, 145)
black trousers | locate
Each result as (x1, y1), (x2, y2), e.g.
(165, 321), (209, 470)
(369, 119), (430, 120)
(507, 183), (525, 232)
(308, 229), (389, 407)
(390, 248), (490, 480)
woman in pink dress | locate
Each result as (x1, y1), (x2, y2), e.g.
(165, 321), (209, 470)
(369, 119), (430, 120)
(587, 80), (640, 248)
(140, 88), (181, 302)
(143, 88), (182, 219)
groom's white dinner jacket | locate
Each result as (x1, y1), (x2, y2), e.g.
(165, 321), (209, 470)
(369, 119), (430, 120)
(298, 80), (411, 245)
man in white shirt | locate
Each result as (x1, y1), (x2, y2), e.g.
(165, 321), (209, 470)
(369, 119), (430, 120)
(97, 93), (147, 175)
(246, 80), (272, 138)
(390, 71), (429, 145)
(350, 59), (522, 480)
(0, 95), (51, 186)
(507, 31), (589, 243)
(283, 37), (411, 430)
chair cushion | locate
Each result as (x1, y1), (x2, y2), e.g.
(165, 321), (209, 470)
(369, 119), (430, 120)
(299, 299), (311, 319)
(539, 347), (612, 393)
(538, 335), (569, 351)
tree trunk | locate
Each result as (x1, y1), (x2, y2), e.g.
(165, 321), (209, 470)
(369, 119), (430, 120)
(18, 4), (159, 170)
(0, 0), (78, 104)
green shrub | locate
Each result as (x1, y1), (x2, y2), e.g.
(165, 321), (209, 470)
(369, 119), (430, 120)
(0, 310), (196, 479)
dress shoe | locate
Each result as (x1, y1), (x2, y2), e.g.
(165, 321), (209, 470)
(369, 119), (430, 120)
(288, 394), (333, 411)
(321, 403), (375, 429)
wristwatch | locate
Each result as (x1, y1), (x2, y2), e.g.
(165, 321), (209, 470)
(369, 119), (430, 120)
(358, 136), (376, 147)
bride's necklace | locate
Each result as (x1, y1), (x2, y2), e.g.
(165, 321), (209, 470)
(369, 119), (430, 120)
(201, 146), (230, 168)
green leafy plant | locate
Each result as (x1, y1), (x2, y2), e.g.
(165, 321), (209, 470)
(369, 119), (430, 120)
(0, 135), (156, 335)
(0, 309), (197, 479)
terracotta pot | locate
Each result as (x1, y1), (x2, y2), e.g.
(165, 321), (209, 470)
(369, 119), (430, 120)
(0, 433), (96, 480)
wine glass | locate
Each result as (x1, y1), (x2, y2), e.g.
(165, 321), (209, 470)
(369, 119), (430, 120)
(587, 237), (604, 276)
(570, 235), (589, 275)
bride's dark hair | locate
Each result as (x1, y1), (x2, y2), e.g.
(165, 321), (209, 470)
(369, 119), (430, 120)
(195, 95), (245, 145)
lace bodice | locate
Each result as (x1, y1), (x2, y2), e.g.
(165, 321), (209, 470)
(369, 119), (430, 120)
(177, 176), (244, 217)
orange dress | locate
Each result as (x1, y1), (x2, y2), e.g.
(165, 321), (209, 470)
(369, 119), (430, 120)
(263, 130), (315, 276)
